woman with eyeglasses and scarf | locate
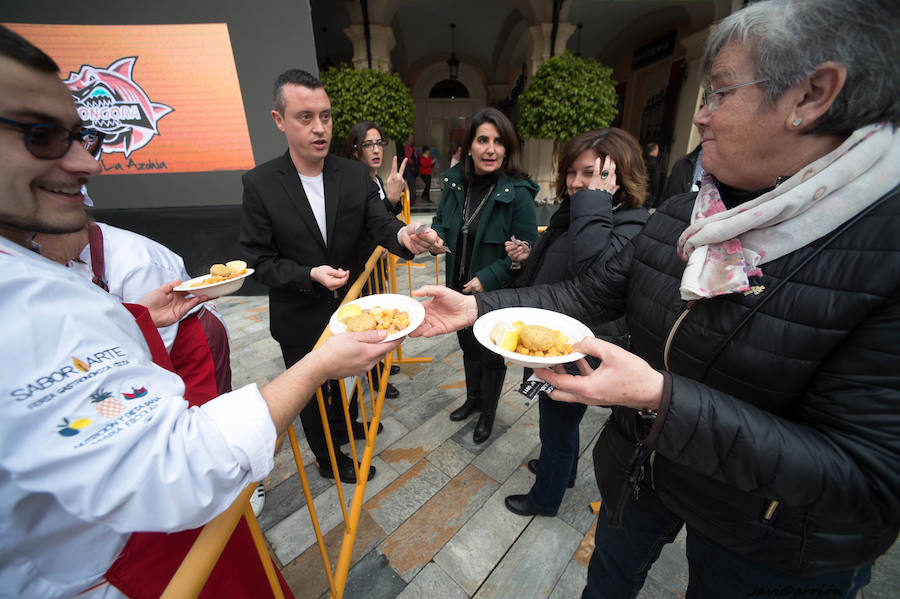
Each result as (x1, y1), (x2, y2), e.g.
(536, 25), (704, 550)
(412, 0), (900, 595)
(502, 128), (649, 518)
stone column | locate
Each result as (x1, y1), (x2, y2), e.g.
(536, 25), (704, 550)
(525, 22), (576, 76)
(344, 24), (396, 72)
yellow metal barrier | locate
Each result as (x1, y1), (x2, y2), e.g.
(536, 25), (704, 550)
(161, 202), (439, 599)
(394, 187), (438, 364)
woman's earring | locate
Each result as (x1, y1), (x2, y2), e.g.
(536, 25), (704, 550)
(792, 117), (803, 127)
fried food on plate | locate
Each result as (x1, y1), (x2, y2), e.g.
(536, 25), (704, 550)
(518, 324), (559, 352)
(490, 320), (573, 357)
(338, 305), (410, 335)
(345, 312), (378, 332)
(189, 260), (248, 287)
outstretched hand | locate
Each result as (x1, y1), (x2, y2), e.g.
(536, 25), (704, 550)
(315, 329), (404, 379)
(263, 329), (403, 435)
(138, 281), (206, 328)
(533, 336), (663, 411)
(410, 285), (478, 337)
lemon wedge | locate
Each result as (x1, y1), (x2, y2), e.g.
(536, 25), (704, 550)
(226, 260), (247, 275)
(337, 303), (363, 322)
(489, 320), (519, 352)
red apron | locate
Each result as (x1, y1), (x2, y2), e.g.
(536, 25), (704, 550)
(89, 223), (221, 405)
(197, 308), (233, 394)
(97, 304), (291, 596)
(169, 313), (219, 405)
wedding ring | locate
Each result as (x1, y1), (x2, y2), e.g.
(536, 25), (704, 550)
(601, 170), (609, 179)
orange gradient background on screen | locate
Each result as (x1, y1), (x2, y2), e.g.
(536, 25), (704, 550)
(6, 23), (255, 174)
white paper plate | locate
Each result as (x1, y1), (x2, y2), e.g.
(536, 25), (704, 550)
(473, 307), (592, 368)
(173, 269), (254, 299)
(329, 293), (425, 342)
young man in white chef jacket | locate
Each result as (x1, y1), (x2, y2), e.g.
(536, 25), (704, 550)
(0, 25), (401, 598)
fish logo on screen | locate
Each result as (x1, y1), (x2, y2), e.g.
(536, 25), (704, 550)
(64, 57), (173, 158)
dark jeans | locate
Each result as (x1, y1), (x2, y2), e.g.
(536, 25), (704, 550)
(527, 390), (587, 512)
(281, 344), (357, 464)
(404, 171), (418, 203)
(583, 480), (873, 599)
(420, 174), (431, 202)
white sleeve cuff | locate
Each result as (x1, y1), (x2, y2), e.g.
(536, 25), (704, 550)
(200, 383), (276, 481)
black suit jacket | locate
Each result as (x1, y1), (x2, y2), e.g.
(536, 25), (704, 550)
(239, 151), (411, 348)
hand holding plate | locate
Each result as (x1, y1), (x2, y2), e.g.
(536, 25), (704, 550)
(139, 280), (206, 328)
(534, 336), (663, 410)
(316, 330), (403, 379)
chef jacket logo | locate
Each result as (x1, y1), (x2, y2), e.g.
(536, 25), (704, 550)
(64, 57), (173, 158)
(58, 417), (93, 437)
(90, 387), (126, 418)
(123, 386), (148, 399)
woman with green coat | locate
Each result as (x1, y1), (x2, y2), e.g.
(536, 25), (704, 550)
(431, 107), (538, 443)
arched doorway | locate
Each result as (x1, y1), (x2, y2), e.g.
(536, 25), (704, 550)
(413, 63), (485, 181)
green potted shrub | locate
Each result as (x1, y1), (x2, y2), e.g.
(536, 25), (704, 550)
(519, 50), (618, 217)
(320, 64), (415, 154)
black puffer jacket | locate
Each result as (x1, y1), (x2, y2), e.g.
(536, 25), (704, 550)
(479, 184), (900, 575)
(514, 188), (648, 344)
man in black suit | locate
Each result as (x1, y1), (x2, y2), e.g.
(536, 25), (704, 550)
(240, 69), (438, 482)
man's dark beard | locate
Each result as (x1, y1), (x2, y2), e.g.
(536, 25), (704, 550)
(0, 211), (88, 235)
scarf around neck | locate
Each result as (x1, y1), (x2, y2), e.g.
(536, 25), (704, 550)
(677, 122), (900, 300)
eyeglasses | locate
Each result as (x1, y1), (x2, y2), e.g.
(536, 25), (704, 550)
(702, 78), (770, 113)
(0, 116), (104, 159)
(358, 140), (388, 151)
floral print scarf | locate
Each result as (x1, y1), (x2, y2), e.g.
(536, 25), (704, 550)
(677, 122), (899, 300)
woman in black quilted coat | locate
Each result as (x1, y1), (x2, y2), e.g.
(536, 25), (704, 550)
(502, 128), (649, 519)
(411, 0), (900, 597)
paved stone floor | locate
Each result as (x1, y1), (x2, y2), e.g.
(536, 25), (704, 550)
(215, 250), (898, 599)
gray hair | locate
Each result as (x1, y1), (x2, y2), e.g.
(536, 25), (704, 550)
(701, 0), (899, 136)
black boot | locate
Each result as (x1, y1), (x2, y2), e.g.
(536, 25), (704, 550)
(474, 366), (506, 444)
(450, 358), (482, 421)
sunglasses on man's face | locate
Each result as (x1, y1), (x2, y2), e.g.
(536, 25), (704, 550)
(0, 116), (104, 159)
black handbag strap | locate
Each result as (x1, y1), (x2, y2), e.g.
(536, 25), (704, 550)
(697, 184), (899, 381)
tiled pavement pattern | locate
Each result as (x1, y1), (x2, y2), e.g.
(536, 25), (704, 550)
(215, 249), (898, 598)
